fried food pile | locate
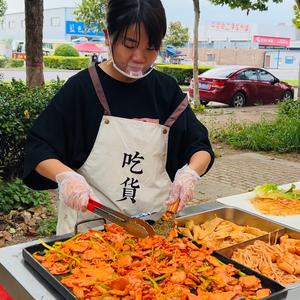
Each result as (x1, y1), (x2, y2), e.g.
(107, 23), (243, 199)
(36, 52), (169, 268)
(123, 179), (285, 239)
(178, 217), (267, 250)
(232, 234), (300, 285)
(33, 224), (270, 300)
(251, 197), (300, 216)
(251, 183), (300, 216)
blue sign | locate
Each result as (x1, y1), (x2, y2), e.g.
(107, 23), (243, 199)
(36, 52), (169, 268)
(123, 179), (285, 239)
(285, 56), (294, 65)
(65, 21), (104, 37)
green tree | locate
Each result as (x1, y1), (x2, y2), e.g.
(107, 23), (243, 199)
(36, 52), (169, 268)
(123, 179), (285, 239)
(293, 1), (300, 28)
(189, 0), (284, 104)
(0, 0), (7, 18)
(164, 21), (189, 48)
(209, 0), (283, 13)
(74, 0), (107, 33)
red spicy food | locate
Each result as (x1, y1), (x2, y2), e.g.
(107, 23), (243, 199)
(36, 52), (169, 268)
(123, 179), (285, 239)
(33, 224), (270, 300)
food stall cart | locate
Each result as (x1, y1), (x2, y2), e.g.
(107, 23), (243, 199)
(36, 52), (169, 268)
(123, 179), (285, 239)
(0, 189), (300, 299)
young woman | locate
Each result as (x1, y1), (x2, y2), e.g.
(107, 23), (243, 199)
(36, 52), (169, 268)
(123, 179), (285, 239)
(23, 0), (214, 235)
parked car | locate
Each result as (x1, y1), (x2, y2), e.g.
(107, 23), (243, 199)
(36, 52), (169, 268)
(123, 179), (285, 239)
(188, 66), (294, 107)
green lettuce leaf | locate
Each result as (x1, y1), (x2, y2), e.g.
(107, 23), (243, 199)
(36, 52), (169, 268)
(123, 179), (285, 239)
(254, 183), (300, 200)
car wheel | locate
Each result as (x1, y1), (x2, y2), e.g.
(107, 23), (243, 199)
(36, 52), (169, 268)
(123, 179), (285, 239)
(231, 92), (246, 107)
(282, 90), (293, 101)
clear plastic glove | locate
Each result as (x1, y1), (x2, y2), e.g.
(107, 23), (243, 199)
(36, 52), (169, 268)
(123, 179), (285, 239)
(166, 164), (200, 212)
(56, 171), (91, 211)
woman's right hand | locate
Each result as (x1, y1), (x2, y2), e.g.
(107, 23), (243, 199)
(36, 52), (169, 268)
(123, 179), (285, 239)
(56, 171), (91, 211)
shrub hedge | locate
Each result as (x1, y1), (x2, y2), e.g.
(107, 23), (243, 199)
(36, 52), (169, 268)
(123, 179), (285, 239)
(0, 178), (49, 212)
(0, 56), (7, 67)
(0, 79), (64, 181)
(44, 56), (90, 70)
(9, 59), (24, 67)
(54, 44), (79, 57)
(155, 64), (212, 85)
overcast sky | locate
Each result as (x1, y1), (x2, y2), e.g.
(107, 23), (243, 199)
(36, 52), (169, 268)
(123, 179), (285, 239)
(6, 0), (295, 29)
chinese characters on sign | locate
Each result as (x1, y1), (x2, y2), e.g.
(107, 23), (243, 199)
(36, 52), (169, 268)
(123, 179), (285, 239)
(253, 35), (290, 47)
(118, 151), (144, 204)
(210, 22), (250, 32)
(65, 21), (104, 37)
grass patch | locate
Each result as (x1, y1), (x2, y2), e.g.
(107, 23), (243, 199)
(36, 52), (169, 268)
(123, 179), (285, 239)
(213, 100), (300, 153)
(284, 79), (298, 86)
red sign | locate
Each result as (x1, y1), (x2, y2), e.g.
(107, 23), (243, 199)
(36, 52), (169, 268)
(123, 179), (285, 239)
(12, 52), (26, 59)
(253, 35), (290, 47)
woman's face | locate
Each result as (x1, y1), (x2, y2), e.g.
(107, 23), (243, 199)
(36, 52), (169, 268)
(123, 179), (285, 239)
(108, 23), (159, 80)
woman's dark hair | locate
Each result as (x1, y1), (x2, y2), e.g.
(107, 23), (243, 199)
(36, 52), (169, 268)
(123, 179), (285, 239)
(107, 0), (166, 50)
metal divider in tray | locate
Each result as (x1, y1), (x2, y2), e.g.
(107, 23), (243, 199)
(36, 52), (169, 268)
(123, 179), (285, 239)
(217, 228), (300, 290)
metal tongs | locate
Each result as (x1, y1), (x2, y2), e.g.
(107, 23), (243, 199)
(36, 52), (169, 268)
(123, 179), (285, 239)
(153, 199), (180, 236)
(87, 198), (155, 238)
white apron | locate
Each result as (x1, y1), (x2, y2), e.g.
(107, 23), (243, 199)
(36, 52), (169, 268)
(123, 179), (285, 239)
(56, 65), (188, 235)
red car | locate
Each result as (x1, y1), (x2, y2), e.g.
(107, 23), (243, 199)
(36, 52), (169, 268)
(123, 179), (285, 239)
(188, 66), (294, 107)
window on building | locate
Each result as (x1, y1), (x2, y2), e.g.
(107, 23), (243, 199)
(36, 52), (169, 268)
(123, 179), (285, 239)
(21, 19), (25, 28)
(51, 17), (60, 27)
(8, 21), (16, 29)
(285, 56), (294, 64)
(207, 53), (215, 61)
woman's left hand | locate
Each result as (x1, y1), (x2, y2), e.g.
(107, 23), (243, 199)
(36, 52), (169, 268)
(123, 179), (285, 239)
(166, 164), (200, 212)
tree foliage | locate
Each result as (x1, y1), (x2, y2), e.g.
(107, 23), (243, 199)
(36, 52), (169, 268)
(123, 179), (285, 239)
(164, 21), (189, 48)
(0, 0), (7, 18)
(74, 0), (107, 32)
(209, 0), (283, 13)
(293, 1), (300, 28)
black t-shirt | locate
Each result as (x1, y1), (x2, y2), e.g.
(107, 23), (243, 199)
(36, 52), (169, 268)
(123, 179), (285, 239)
(23, 64), (214, 190)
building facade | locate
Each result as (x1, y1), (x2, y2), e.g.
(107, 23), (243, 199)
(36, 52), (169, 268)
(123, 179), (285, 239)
(0, 7), (104, 57)
(1, 6), (300, 69)
(182, 21), (300, 68)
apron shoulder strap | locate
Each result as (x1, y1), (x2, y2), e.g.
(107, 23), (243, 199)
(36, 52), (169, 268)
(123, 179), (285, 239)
(163, 95), (189, 128)
(88, 64), (111, 116)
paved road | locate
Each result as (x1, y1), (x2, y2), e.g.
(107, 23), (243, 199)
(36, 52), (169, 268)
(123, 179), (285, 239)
(0, 67), (299, 81)
(0, 68), (79, 81)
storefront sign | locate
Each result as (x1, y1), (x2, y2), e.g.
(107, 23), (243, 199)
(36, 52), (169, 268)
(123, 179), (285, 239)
(65, 21), (104, 37)
(12, 52), (26, 59)
(253, 35), (290, 47)
(210, 22), (250, 32)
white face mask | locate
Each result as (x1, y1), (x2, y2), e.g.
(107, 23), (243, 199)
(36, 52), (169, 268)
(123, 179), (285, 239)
(111, 60), (154, 79)
(108, 36), (154, 80)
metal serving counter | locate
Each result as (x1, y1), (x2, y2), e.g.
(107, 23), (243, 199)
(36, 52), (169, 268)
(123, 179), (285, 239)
(0, 201), (299, 300)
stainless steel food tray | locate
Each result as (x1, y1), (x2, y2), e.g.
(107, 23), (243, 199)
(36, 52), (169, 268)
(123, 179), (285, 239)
(176, 206), (284, 244)
(218, 228), (300, 290)
(23, 234), (287, 300)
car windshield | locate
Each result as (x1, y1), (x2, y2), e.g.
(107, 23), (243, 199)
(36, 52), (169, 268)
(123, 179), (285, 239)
(200, 67), (240, 78)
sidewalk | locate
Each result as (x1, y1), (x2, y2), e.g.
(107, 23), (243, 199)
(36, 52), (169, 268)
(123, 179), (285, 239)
(190, 152), (300, 205)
